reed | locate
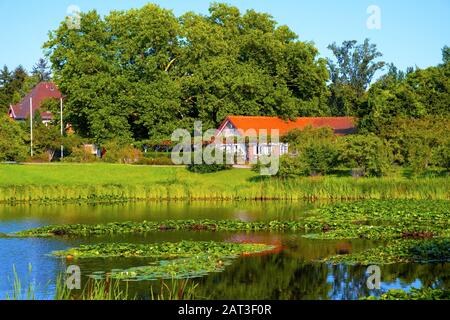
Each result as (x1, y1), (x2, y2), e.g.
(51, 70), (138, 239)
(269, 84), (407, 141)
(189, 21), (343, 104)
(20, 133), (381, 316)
(5, 266), (199, 300)
(150, 279), (199, 300)
(0, 164), (448, 203)
(6, 264), (36, 300)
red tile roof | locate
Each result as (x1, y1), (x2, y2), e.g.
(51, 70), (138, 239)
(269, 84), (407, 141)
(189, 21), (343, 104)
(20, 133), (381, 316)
(9, 82), (62, 120)
(218, 116), (357, 136)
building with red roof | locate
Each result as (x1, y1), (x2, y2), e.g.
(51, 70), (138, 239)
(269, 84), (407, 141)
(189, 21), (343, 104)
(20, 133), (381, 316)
(8, 82), (62, 124)
(216, 116), (357, 137)
(215, 115), (357, 163)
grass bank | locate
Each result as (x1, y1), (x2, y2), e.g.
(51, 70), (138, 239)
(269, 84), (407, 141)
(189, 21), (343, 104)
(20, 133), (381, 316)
(0, 164), (448, 203)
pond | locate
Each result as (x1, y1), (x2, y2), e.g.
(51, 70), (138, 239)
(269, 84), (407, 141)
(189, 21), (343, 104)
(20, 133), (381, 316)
(0, 201), (448, 300)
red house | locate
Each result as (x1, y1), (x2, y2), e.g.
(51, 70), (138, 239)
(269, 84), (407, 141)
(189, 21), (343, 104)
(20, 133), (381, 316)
(215, 116), (357, 162)
(8, 82), (62, 124)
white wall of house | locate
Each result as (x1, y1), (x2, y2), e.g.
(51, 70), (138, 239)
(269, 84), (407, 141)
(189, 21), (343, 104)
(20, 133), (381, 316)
(215, 119), (290, 163)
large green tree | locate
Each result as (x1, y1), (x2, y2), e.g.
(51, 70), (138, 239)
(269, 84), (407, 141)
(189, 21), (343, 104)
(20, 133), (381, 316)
(360, 48), (450, 132)
(44, 3), (330, 143)
(327, 39), (385, 116)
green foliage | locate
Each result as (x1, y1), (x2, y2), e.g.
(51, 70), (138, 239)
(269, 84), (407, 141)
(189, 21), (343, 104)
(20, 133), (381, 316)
(136, 156), (174, 166)
(361, 58), (450, 130)
(52, 241), (273, 259)
(0, 65), (40, 112)
(15, 199), (450, 240)
(52, 241), (274, 281)
(339, 134), (392, 177)
(62, 145), (98, 163)
(107, 256), (232, 281)
(327, 39), (385, 116)
(0, 165), (448, 203)
(303, 200), (450, 240)
(324, 239), (450, 265)
(187, 148), (233, 173)
(45, 3), (329, 143)
(31, 58), (51, 82)
(187, 162), (232, 173)
(363, 288), (450, 300)
(275, 155), (309, 178)
(279, 127), (339, 177)
(374, 116), (450, 174)
(32, 122), (63, 161)
(0, 116), (28, 161)
(15, 219), (306, 237)
(101, 140), (142, 164)
(301, 142), (339, 176)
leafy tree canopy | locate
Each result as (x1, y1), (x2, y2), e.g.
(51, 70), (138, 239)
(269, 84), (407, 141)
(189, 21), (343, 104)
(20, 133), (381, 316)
(45, 3), (330, 143)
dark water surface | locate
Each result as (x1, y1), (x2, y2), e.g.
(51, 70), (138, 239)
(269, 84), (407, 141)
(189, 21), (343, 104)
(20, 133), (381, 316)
(0, 201), (448, 300)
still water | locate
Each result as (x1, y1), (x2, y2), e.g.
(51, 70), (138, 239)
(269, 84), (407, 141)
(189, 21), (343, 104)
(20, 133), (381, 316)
(0, 201), (448, 300)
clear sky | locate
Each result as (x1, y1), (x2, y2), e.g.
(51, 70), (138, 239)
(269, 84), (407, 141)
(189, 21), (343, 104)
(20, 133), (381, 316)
(0, 0), (449, 74)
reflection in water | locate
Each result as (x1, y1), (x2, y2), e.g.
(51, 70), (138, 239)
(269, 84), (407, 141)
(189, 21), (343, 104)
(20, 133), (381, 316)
(0, 201), (448, 300)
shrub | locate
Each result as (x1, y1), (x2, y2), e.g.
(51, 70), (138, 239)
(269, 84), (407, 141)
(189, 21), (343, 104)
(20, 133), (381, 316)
(301, 142), (339, 175)
(275, 155), (309, 178)
(62, 146), (98, 163)
(278, 127), (340, 177)
(101, 140), (142, 164)
(0, 116), (28, 162)
(187, 162), (232, 174)
(135, 156), (174, 166)
(339, 134), (392, 177)
(375, 116), (450, 174)
(187, 149), (233, 174)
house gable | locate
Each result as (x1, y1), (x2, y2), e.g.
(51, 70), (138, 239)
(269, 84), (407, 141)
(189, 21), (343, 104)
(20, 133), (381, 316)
(9, 82), (62, 121)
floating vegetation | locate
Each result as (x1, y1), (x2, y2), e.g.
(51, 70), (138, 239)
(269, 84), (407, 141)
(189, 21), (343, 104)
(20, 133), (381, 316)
(53, 241), (274, 281)
(99, 256), (234, 281)
(15, 200), (450, 242)
(52, 241), (275, 259)
(15, 220), (307, 238)
(362, 288), (450, 300)
(303, 200), (450, 240)
(324, 239), (450, 265)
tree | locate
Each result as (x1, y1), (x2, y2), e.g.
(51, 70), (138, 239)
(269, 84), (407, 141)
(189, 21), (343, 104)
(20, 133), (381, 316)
(339, 134), (392, 177)
(44, 3), (330, 143)
(327, 39), (385, 116)
(32, 119), (63, 161)
(0, 115), (28, 161)
(0, 65), (36, 111)
(279, 127), (339, 177)
(32, 58), (52, 82)
(375, 116), (450, 174)
(442, 45), (450, 65)
(360, 58), (450, 133)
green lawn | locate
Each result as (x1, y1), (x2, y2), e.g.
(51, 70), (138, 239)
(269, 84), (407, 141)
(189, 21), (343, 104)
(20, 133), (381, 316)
(0, 164), (448, 202)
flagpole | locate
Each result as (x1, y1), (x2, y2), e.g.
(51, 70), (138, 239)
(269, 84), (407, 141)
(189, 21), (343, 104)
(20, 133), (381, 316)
(60, 97), (64, 159)
(30, 97), (33, 157)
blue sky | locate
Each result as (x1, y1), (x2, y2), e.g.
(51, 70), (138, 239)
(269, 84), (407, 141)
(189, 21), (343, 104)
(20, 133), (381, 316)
(0, 0), (449, 75)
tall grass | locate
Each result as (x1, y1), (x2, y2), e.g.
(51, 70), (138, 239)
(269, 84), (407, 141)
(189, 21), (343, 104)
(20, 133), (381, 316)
(55, 276), (133, 300)
(0, 164), (448, 203)
(6, 264), (36, 300)
(150, 279), (199, 300)
(5, 266), (198, 300)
